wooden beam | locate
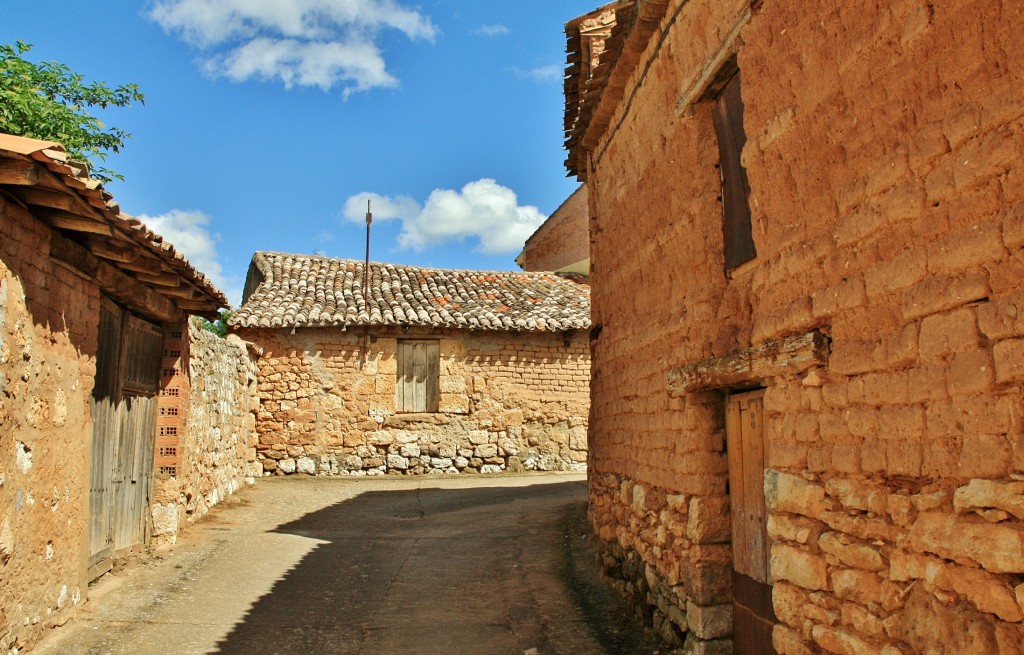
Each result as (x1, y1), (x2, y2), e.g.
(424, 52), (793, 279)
(40, 209), (113, 236)
(0, 159), (41, 185)
(667, 330), (831, 396)
(49, 234), (180, 323)
(116, 255), (165, 275)
(85, 237), (139, 264)
(160, 286), (197, 300)
(135, 272), (181, 288)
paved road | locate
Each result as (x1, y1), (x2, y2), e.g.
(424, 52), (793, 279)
(34, 474), (659, 655)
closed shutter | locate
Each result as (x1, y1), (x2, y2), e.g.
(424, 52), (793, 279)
(397, 340), (439, 413)
(713, 72), (756, 270)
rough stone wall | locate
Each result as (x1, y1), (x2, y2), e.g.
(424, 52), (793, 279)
(234, 327), (590, 476)
(522, 186), (590, 273)
(0, 199), (96, 652)
(151, 320), (258, 545)
(584, 0), (1024, 653)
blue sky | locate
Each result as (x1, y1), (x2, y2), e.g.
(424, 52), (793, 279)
(4, 0), (599, 306)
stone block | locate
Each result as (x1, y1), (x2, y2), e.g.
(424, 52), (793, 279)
(909, 511), (1024, 573)
(278, 458), (296, 474)
(811, 625), (883, 655)
(818, 532), (886, 571)
(771, 544), (829, 591)
(831, 569), (883, 604)
(764, 470), (827, 518)
(686, 497), (731, 544)
(686, 602), (732, 639)
(296, 457), (316, 475)
(773, 624), (816, 655)
(954, 479), (1024, 520)
(387, 454), (409, 471)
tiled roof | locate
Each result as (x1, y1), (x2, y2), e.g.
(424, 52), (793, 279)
(231, 252), (591, 332)
(564, 1), (669, 180)
(0, 133), (227, 316)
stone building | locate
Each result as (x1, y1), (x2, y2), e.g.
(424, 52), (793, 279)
(230, 251), (591, 476)
(0, 133), (254, 652)
(565, 1), (1024, 654)
(517, 185), (590, 275)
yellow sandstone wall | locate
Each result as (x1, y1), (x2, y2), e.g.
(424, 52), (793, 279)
(234, 327), (590, 475)
(585, 0), (1024, 653)
(0, 198), (95, 652)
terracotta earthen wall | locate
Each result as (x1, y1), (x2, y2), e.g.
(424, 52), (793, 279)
(234, 327), (590, 476)
(583, 0), (1024, 653)
(0, 198), (96, 652)
(521, 186), (590, 273)
(151, 320), (259, 546)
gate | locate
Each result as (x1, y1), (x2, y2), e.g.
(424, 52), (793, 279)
(89, 297), (163, 575)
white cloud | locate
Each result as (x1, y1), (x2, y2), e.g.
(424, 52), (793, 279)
(512, 64), (563, 82)
(138, 209), (243, 306)
(148, 0), (437, 94)
(343, 179), (546, 255)
(473, 24), (510, 37)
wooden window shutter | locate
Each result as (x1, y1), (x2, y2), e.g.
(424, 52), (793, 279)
(397, 340), (439, 413)
(713, 72), (756, 270)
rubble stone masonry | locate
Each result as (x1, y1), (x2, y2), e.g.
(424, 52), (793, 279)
(583, 0), (1024, 653)
(150, 320), (259, 546)
(0, 198), (95, 652)
(234, 327), (589, 476)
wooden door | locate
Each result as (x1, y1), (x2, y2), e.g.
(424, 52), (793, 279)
(726, 389), (776, 654)
(89, 298), (123, 568)
(89, 301), (163, 573)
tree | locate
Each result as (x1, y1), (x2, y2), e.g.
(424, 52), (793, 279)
(200, 310), (233, 338)
(0, 40), (144, 183)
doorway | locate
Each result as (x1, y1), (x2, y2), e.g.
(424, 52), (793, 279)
(726, 389), (776, 654)
(88, 296), (163, 576)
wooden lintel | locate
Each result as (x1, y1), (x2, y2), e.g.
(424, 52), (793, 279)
(667, 330), (831, 396)
(0, 158), (41, 186)
(43, 210), (113, 236)
(49, 234), (180, 323)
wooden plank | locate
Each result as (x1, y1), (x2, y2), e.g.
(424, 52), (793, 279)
(667, 330), (830, 395)
(742, 392), (768, 583)
(89, 297), (123, 567)
(40, 209), (113, 236)
(426, 341), (440, 413)
(726, 396), (748, 575)
(0, 158), (40, 185)
(411, 342), (426, 412)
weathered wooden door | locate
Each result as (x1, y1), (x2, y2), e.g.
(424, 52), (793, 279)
(726, 389), (776, 654)
(89, 300), (163, 573)
(396, 340), (439, 413)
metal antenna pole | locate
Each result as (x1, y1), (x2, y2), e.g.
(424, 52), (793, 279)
(361, 199), (372, 369)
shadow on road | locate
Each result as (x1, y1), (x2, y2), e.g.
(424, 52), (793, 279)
(210, 479), (656, 655)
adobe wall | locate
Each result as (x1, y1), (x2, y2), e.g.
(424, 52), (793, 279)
(585, 0), (1024, 653)
(0, 198), (96, 652)
(150, 320), (259, 546)
(522, 186), (590, 273)
(233, 327), (590, 476)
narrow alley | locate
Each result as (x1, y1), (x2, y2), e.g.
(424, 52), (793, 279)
(32, 474), (658, 655)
